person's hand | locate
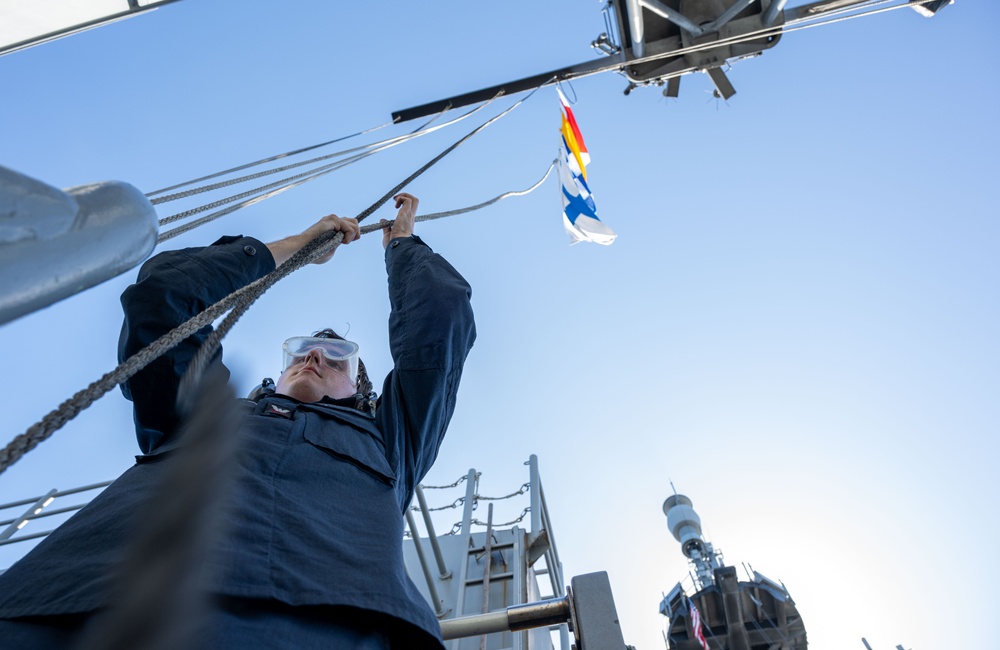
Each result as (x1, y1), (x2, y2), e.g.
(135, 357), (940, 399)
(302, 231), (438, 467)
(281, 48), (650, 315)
(266, 213), (360, 266)
(305, 213), (360, 265)
(381, 193), (418, 249)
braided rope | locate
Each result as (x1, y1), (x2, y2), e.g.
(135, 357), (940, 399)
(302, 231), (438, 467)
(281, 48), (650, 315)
(361, 160), (557, 231)
(156, 110), (443, 228)
(176, 92), (538, 408)
(155, 100), (509, 244)
(149, 102), (487, 207)
(157, 164), (357, 243)
(160, 155), (554, 246)
(158, 159), (359, 225)
(420, 473), (478, 490)
(356, 161), (556, 237)
(145, 119), (395, 198)
(0, 88), (542, 476)
(158, 149), (377, 228)
(157, 120), (424, 240)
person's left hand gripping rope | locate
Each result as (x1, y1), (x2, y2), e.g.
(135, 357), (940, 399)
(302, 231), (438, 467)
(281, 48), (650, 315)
(381, 193), (418, 249)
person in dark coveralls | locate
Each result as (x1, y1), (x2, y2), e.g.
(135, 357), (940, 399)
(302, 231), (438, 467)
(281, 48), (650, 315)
(0, 193), (476, 649)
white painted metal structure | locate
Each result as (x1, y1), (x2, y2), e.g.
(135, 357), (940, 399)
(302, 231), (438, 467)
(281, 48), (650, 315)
(0, 165), (158, 326)
(404, 455), (569, 650)
(0, 0), (182, 57)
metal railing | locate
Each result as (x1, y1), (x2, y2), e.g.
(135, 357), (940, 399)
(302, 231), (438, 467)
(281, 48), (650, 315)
(528, 454), (565, 599)
(1, 464), (626, 648)
(0, 481), (112, 547)
(404, 455), (570, 648)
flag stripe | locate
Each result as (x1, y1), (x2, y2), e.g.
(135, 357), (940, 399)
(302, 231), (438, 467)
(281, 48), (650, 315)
(561, 118), (587, 180)
(556, 90), (615, 246)
(556, 87), (589, 159)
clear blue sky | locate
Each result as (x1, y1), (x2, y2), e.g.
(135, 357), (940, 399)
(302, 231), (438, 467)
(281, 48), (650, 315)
(1, 2), (996, 648)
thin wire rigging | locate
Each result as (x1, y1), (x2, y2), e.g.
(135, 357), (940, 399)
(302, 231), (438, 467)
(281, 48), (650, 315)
(145, 119), (397, 197)
(156, 100), (541, 245)
(150, 98), (495, 207)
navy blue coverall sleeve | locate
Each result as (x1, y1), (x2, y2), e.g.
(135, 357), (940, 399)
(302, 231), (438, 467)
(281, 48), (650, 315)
(119, 232), (475, 488)
(118, 236), (276, 454)
(376, 235), (476, 499)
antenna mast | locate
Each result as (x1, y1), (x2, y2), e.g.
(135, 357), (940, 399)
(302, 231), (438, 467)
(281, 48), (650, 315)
(662, 494), (723, 590)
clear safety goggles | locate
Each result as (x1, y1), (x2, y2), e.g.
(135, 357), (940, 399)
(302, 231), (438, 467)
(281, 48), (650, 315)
(281, 336), (360, 382)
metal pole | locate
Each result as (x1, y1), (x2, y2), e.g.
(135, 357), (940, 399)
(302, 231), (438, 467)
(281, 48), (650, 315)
(51, 480), (114, 497)
(0, 493), (51, 511)
(442, 610), (511, 639)
(441, 596), (571, 640)
(479, 503), (494, 650)
(0, 503), (93, 526)
(538, 476), (565, 597)
(0, 489), (56, 541)
(528, 455), (540, 535)
(641, 0), (705, 36)
(546, 552), (560, 599)
(0, 480), (112, 515)
(703, 0), (758, 33)
(0, 529), (56, 546)
(405, 509), (447, 618)
(762, 0), (788, 26)
(460, 469), (478, 535)
(625, 0), (646, 56)
(391, 53), (627, 122)
(559, 621), (571, 650)
(415, 484), (452, 579)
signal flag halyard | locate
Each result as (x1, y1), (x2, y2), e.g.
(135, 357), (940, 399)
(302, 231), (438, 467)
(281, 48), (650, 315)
(556, 89), (616, 246)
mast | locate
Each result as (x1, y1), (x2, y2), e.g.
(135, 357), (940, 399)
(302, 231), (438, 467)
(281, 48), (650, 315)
(659, 492), (808, 650)
(663, 494), (724, 591)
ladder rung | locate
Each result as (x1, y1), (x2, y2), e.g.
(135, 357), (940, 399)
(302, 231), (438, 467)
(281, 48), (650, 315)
(469, 541), (514, 554)
(465, 571), (514, 586)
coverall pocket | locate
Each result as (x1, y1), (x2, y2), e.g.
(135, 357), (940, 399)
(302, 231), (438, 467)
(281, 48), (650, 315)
(302, 426), (397, 487)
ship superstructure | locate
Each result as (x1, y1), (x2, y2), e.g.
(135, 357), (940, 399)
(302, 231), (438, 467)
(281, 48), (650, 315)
(659, 494), (806, 650)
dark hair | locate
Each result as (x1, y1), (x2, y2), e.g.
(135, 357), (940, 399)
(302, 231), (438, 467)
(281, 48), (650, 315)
(313, 328), (376, 413)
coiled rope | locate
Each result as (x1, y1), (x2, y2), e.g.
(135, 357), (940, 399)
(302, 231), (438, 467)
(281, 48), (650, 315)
(0, 85), (550, 476)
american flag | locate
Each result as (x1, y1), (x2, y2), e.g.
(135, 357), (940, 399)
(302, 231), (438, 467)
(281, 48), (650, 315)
(689, 599), (710, 650)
